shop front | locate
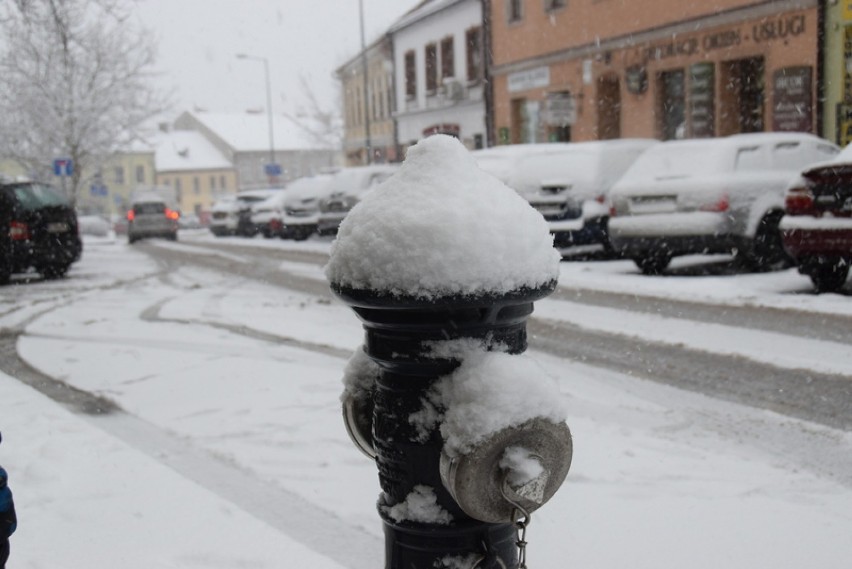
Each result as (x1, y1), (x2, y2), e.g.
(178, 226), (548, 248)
(492, 5), (819, 143)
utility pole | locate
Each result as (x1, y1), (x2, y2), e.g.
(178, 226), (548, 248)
(359, 0), (373, 164)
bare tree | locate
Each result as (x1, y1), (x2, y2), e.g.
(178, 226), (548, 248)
(281, 74), (343, 152)
(0, 0), (169, 203)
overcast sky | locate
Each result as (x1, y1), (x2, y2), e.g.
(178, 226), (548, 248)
(133, 0), (422, 122)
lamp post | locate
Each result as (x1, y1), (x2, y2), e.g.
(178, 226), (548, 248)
(236, 53), (278, 185)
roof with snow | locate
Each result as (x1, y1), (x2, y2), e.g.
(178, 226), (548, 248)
(388, 0), (465, 34)
(183, 111), (320, 152)
(155, 130), (232, 172)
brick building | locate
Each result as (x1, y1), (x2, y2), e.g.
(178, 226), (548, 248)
(487, 0), (820, 143)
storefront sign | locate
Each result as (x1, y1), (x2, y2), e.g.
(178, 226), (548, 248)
(837, 103), (852, 146)
(508, 66), (550, 93)
(772, 66), (813, 132)
(844, 0), (852, 23)
(689, 62), (715, 138)
(543, 92), (576, 126)
(644, 14), (807, 62)
(625, 65), (648, 94)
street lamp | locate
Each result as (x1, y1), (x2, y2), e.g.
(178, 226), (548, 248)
(236, 53), (278, 185)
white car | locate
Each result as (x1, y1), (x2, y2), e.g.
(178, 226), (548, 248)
(250, 192), (289, 238)
(209, 189), (281, 237)
(317, 165), (399, 235)
(474, 139), (657, 253)
(281, 174), (334, 240)
(608, 132), (840, 274)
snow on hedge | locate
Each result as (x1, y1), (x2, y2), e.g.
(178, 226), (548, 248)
(325, 135), (560, 299)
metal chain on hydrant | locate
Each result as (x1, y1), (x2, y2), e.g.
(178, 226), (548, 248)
(501, 475), (533, 569)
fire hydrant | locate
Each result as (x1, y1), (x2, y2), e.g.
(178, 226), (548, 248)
(328, 135), (573, 569)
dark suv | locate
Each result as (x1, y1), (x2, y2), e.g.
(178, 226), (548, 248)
(0, 181), (82, 283)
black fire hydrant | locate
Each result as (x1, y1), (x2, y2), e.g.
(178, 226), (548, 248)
(328, 135), (573, 569)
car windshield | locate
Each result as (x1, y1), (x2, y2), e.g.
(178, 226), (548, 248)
(8, 183), (69, 210)
(516, 151), (600, 185)
(624, 142), (728, 181)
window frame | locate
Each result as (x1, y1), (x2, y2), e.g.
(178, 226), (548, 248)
(404, 50), (416, 100)
(441, 36), (455, 81)
(425, 42), (438, 94)
(507, 0), (524, 23)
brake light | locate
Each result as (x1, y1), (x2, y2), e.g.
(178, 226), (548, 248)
(609, 204), (617, 217)
(700, 193), (729, 212)
(126, 210), (135, 221)
(10, 220), (30, 240)
(165, 208), (179, 221)
(785, 186), (815, 215)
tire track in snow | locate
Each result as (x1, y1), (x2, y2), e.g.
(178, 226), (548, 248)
(0, 330), (381, 569)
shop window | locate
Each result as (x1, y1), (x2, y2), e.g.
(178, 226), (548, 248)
(466, 27), (482, 82)
(658, 69), (686, 141)
(425, 43), (438, 94)
(441, 37), (454, 80)
(404, 50), (416, 99)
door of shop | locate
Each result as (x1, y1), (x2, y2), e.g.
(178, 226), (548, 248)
(597, 75), (622, 140)
(720, 57), (765, 135)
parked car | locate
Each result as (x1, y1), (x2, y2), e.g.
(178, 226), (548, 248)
(127, 194), (179, 243)
(281, 174), (334, 240)
(178, 213), (203, 230)
(608, 133), (840, 274)
(250, 192), (289, 238)
(474, 139), (657, 253)
(0, 180), (82, 282)
(210, 189), (281, 237)
(317, 165), (398, 235)
(780, 143), (852, 292)
(77, 214), (111, 237)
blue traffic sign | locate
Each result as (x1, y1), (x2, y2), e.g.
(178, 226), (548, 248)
(53, 158), (73, 176)
(264, 163), (282, 176)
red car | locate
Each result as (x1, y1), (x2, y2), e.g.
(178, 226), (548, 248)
(781, 147), (852, 293)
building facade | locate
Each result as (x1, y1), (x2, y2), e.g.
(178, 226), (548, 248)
(488, 0), (820, 143)
(337, 36), (398, 166)
(390, 0), (488, 154)
(154, 130), (238, 216)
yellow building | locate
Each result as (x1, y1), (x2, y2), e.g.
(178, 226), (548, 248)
(337, 35), (399, 165)
(154, 130), (237, 217)
(97, 145), (157, 216)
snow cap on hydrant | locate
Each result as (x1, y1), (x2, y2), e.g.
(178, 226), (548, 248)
(325, 134), (561, 299)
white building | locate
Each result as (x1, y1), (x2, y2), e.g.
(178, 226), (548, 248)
(389, 0), (487, 154)
(174, 111), (341, 190)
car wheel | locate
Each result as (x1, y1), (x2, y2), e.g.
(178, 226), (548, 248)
(634, 253), (671, 275)
(0, 260), (10, 285)
(128, 235), (137, 244)
(39, 263), (70, 280)
(748, 213), (791, 272)
(809, 262), (849, 293)
(293, 230), (311, 241)
(0, 234), (11, 285)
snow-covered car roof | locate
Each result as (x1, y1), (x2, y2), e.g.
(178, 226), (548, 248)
(618, 132), (838, 185)
(284, 174), (334, 204)
(324, 165), (399, 197)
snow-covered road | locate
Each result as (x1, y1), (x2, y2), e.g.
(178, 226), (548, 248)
(0, 232), (850, 568)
